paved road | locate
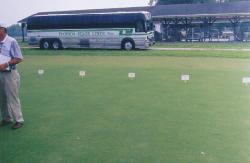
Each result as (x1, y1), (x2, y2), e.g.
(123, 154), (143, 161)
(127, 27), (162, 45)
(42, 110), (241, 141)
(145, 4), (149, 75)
(21, 46), (38, 49)
(21, 46), (250, 51)
(150, 47), (250, 51)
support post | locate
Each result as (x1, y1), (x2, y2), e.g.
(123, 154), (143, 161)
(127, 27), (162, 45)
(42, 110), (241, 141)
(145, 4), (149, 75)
(229, 16), (241, 41)
(21, 23), (26, 42)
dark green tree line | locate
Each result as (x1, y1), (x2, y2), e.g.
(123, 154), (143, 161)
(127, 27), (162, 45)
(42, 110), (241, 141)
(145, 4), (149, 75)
(149, 0), (250, 5)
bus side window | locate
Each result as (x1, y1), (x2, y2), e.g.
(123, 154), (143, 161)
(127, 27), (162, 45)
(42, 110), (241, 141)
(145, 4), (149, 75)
(136, 21), (144, 32)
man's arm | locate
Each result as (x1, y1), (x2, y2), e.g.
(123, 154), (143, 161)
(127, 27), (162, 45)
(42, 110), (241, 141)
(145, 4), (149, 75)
(0, 58), (22, 70)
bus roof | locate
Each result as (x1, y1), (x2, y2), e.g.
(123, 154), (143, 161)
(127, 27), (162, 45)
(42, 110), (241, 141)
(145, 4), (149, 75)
(27, 12), (152, 30)
(34, 11), (151, 17)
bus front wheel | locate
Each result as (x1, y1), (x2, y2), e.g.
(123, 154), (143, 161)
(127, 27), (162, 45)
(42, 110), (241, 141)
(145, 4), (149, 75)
(40, 40), (50, 49)
(122, 39), (135, 50)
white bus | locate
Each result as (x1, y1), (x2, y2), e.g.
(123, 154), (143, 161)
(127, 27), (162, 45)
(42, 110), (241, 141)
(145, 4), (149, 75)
(27, 12), (155, 50)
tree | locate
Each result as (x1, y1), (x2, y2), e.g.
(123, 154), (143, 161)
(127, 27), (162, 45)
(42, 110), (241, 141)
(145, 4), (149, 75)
(156, 0), (210, 5)
(228, 0), (250, 1)
(7, 24), (24, 37)
(148, 0), (158, 6)
(155, 0), (249, 5)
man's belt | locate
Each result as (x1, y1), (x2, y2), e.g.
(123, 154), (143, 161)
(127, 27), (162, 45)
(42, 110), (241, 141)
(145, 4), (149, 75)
(0, 70), (11, 73)
(0, 67), (16, 72)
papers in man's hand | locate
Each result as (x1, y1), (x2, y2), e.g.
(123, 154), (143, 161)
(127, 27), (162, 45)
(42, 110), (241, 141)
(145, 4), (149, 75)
(0, 55), (11, 70)
(0, 54), (11, 64)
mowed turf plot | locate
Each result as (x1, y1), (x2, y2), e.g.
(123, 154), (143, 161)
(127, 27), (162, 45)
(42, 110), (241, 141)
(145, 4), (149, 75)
(1, 53), (250, 163)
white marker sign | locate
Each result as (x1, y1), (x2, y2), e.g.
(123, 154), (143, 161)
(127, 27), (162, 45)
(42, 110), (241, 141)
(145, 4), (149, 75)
(0, 55), (11, 70)
(38, 69), (44, 75)
(0, 55), (11, 64)
(79, 71), (86, 78)
(128, 72), (136, 79)
(181, 75), (190, 82)
(242, 77), (250, 85)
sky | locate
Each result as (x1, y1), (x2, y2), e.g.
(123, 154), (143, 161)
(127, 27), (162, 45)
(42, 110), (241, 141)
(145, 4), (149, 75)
(1, 0), (149, 26)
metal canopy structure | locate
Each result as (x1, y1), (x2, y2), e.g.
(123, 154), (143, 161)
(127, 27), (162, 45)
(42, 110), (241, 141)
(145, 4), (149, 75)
(152, 1), (250, 19)
(151, 1), (250, 41)
(19, 1), (250, 42)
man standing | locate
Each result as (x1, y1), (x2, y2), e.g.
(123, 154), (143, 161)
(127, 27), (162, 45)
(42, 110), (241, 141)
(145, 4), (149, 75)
(0, 22), (24, 129)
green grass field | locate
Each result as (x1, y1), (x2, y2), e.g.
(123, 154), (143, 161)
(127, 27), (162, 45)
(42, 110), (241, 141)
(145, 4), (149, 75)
(1, 45), (250, 163)
(20, 41), (250, 49)
(154, 42), (250, 49)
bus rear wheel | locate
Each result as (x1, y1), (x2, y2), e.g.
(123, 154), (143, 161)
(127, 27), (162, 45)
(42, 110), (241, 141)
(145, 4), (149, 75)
(40, 40), (50, 49)
(122, 39), (135, 50)
(52, 40), (62, 50)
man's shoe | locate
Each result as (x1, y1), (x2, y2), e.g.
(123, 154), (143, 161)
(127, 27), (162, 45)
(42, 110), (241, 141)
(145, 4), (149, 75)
(0, 120), (12, 127)
(12, 122), (23, 129)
